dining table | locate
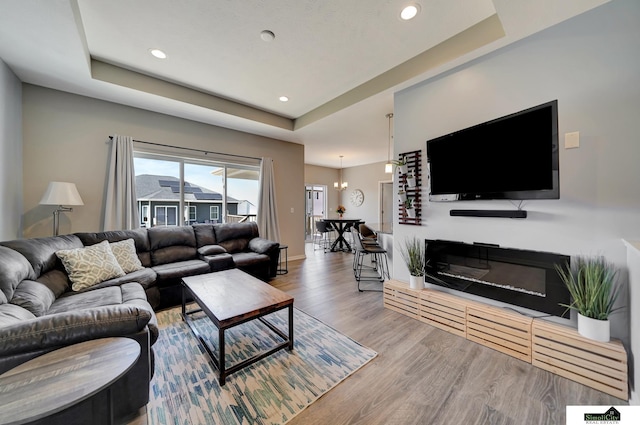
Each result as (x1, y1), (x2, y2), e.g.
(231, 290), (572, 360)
(322, 218), (363, 252)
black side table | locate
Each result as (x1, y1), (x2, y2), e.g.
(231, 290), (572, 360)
(277, 244), (288, 274)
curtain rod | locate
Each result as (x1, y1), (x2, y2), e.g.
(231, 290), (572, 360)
(108, 136), (261, 161)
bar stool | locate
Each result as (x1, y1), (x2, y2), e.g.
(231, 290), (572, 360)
(350, 228), (389, 291)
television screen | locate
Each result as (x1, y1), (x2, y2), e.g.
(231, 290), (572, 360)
(427, 100), (559, 200)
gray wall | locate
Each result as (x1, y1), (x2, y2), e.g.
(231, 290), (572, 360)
(305, 161), (392, 224)
(21, 85), (306, 258)
(394, 0), (639, 383)
(0, 59), (22, 240)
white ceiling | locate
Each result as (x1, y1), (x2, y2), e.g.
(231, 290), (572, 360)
(0, 0), (609, 168)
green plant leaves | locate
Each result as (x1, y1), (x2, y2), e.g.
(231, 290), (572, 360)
(556, 256), (620, 320)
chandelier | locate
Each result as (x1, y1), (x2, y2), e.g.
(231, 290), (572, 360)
(334, 155), (348, 191)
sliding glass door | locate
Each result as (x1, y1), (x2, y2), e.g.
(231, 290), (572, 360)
(134, 153), (259, 227)
(305, 185), (327, 240)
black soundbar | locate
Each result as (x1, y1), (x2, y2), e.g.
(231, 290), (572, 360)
(450, 209), (527, 219)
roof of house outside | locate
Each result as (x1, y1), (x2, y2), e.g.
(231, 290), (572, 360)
(135, 175), (239, 203)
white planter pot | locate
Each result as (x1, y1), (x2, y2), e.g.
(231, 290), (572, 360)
(406, 208), (416, 218)
(409, 275), (423, 289)
(398, 192), (407, 203)
(398, 164), (408, 175)
(406, 176), (417, 188)
(578, 313), (610, 342)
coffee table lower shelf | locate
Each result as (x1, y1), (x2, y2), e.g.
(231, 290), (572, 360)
(182, 304), (293, 386)
(180, 271), (294, 386)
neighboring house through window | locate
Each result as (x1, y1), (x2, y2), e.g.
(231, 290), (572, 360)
(210, 206), (219, 221)
(133, 152), (259, 227)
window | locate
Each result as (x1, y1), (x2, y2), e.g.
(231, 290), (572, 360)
(210, 206), (219, 221)
(134, 152), (259, 226)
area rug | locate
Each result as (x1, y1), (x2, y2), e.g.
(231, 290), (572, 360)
(148, 306), (377, 425)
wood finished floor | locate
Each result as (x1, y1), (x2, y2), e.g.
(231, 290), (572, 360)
(129, 243), (625, 425)
(272, 244), (625, 425)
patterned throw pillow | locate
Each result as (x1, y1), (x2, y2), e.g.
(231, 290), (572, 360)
(110, 238), (144, 273)
(56, 240), (125, 291)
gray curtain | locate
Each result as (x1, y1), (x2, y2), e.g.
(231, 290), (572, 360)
(103, 134), (139, 230)
(257, 157), (281, 242)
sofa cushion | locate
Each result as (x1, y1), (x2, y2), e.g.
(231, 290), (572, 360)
(48, 285), (124, 314)
(218, 238), (250, 254)
(9, 280), (56, 317)
(0, 304), (36, 328)
(110, 239), (144, 273)
(78, 268), (157, 291)
(213, 222), (259, 243)
(56, 240), (125, 291)
(231, 252), (271, 268)
(0, 304), (152, 356)
(193, 224), (217, 247)
(35, 269), (71, 296)
(152, 260), (210, 282)
(1, 235), (82, 278)
(0, 246), (34, 303)
(75, 229), (152, 268)
(148, 226), (197, 265)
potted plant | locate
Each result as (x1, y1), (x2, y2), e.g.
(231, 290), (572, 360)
(398, 188), (407, 203)
(556, 255), (621, 342)
(406, 170), (417, 188)
(336, 205), (346, 218)
(398, 236), (425, 289)
(390, 157), (408, 175)
(403, 198), (415, 218)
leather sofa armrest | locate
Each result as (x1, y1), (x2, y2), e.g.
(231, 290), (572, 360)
(0, 305), (152, 356)
(248, 238), (279, 255)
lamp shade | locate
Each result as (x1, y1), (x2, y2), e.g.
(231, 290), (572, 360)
(39, 182), (84, 206)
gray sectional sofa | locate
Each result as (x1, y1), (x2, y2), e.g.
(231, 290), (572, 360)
(0, 221), (279, 423)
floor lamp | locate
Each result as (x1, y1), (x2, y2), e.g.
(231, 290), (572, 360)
(39, 182), (84, 236)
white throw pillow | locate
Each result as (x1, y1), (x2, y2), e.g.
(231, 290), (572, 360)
(110, 238), (144, 273)
(56, 240), (125, 291)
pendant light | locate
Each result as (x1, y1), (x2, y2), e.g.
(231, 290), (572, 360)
(385, 113), (394, 173)
(334, 155), (348, 191)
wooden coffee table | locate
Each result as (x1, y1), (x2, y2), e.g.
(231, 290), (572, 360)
(181, 269), (294, 385)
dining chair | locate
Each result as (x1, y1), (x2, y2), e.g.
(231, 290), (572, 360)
(314, 220), (333, 253)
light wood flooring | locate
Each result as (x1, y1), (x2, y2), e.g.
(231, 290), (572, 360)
(271, 243), (625, 425)
(129, 243), (626, 425)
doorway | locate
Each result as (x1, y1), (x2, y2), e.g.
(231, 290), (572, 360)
(305, 185), (327, 241)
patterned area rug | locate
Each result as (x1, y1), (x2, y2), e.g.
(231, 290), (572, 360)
(148, 306), (377, 425)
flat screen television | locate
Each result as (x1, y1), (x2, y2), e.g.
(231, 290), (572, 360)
(426, 100), (559, 201)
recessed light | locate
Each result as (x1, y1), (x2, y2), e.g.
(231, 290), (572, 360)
(149, 48), (167, 59)
(400, 4), (420, 20)
(260, 30), (275, 42)
(279, 96), (289, 102)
